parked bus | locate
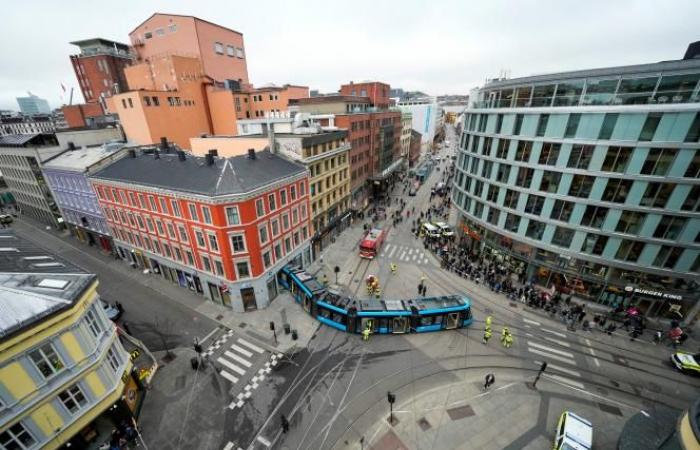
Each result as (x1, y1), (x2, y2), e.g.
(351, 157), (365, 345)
(359, 228), (386, 259)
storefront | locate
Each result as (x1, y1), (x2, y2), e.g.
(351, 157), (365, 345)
(312, 210), (352, 259)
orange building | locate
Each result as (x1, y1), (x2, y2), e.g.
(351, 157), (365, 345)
(340, 81), (391, 109)
(61, 103), (106, 128)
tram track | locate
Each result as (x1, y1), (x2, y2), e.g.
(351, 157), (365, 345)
(348, 257), (372, 298)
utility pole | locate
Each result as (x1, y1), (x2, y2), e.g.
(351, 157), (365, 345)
(270, 321), (277, 345)
(387, 391), (396, 424)
(533, 361), (548, 388)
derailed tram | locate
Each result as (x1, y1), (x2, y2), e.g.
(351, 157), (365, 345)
(278, 265), (473, 334)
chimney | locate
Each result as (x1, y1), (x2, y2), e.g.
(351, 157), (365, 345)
(208, 149), (218, 157)
(129, 149), (136, 158)
(177, 150), (186, 161)
(67, 141), (76, 150)
(248, 148), (256, 160)
(205, 153), (215, 166)
(160, 137), (168, 152)
(267, 124), (276, 154)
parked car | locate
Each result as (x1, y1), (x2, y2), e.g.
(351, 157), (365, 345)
(671, 351), (700, 375)
(408, 188), (417, 196)
(0, 214), (13, 225)
(553, 411), (592, 450)
(100, 299), (122, 321)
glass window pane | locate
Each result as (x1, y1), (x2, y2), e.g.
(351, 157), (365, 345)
(639, 113), (662, 141)
(598, 113), (619, 140)
(531, 84), (557, 107)
(553, 81), (584, 106)
(515, 87), (532, 107)
(582, 79), (618, 105)
(654, 74), (700, 103)
(617, 76), (658, 104)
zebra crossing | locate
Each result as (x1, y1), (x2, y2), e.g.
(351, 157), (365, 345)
(522, 318), (585, 389)
(215, 337), (266, 385)
(379, 243), (431, 265)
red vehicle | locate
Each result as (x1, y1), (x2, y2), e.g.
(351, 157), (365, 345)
(359, 228), (386, 259)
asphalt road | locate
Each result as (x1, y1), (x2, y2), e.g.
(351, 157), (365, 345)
(10, 217), (220, 352)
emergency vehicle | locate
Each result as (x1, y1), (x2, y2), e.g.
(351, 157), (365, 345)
(359, 228), (386, 259)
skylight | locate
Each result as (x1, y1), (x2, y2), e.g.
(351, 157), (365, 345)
(36, 278), (69, 289)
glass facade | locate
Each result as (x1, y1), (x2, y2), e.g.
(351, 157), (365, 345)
(454, 60), (700, 320)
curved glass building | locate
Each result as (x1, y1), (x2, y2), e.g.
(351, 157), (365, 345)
(452, 53), (700, 320)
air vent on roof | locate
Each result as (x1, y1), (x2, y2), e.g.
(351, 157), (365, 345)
(32, 262), (65, 268)
(22, 256), (52, 261)
(0, 247), (19, 252)
(36, 278), (69, 289)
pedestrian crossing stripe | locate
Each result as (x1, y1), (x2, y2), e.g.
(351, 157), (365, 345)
(379, 244), (430, 264)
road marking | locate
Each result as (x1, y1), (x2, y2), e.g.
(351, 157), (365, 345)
(400, 250), (406, 259)
(225, 351), (252, 367)
(528, 342), (574, 358)
(526, 333), (533, 337)
(585, 338), (601, 367)
(256, 436), (271, 447)
(222, 442), (234, 450)
(412, 254), (417, 261)
(546, 374), (585, 389)
(527, 348), (574, 365)
(218, 357), (246, 375)
(230, 344), (253, 358)
(523, 318), (541, 326)
(542, 328), (567, 338)
(543, 337), (570, 347)
(388, 245), (397, 258)
(199, 327), (220, 345)
(220, 370), (238, 384)
(237, 338), (264, 353)
(534, 360), (580, 377)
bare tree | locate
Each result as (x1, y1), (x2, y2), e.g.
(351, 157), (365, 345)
(152, 314), (175, 360)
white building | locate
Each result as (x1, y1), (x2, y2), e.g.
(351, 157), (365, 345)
(397, 98), (442, 146)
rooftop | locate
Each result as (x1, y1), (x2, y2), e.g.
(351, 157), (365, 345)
(42, 143), (127, 172)
(130, 13), (244, 37)
(0, 133), (59, 149)
(91, 148), (307, 196)
(70, 38), (131, 51)
(0, 231), (95, 340)
(291, 96), (371, 105)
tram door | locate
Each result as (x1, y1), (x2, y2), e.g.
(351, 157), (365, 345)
(392, 317), (409, 334)
(360, 318), (375, 333)
(445, 313), (459, 330)
(303, 293), (312, 312)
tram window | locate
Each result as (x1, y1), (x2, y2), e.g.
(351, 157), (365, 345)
(420, 316), (435, 326)
(379, 319), (388, 329)
(332, 313), (345, 324)
(319, 308), (331, 319)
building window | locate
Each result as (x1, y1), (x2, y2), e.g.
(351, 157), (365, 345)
(290, 186), (297, 200)
(486, 208), (500, 225)
(598, 113), (619, 140)
(567, 144), (594, 169)
(685, 150), (700, 178)
(504, 213), (521, 232)
(195, 231), (206, 248)
(230, 234), (246, 253)
(640, 182), (674, 208)
(685, 113), (700, 143)
(539, 171), (561, 193)
(615, 240), (645, 262)
(568, 175), (594, 198)
(496, 139), (509, 158)
(152, 96), (160, 106)
(208, 233), (219, 252)
(641, 148), (677, 176)
(214, 42), (224, 54)
(551, 226), (574, 247)
(495, 114), (504, 134)
(639, 113), (662, 141)
(681, 185), (700, 211)
(170, 200), (181, 217)
(535, 114), (549, 137)
(282, 214), (290, 230)
(214, 259), (224, 276)
(616, 211), (646, 234)
(259, 225), (268, 244)
(188, 204), (198, 221)
(201, 256), (212, 273)
(513, 114), (524, 135)
(653, 216), (687, 240)
(525, 219), (545, 240)
(514, 141), (532, 162)
(601, 146), (632, 173)
(580, 205), (608, 228)
(280, 190), (287, 206)
(85, 307), (102, 338)
(263, 251), (272, 269)
(268, 194), (276, 211)
(582, 233), (608, 255)
(496, 163), (511, 183)
(29, 343), (64, 378)
(256, 199), (265, 217)
(236, 261), (250, 278)
(602, 179), (633, 203)
(515, 167), (534, 188)
(225, 206), (240, 225)
(59, 384), (87, 414)
(227, 45), (235, 57)
(201, 206), (212, 224)
(178, 225), (188, 242)
(564, 113), (581, 138)
(0, 422), (37, 449)
(503, 189), (519, 209)
(524, 194), (545, 215)
(538, 143), (560, 165)
(106, 345), (121, 372)
(550, 200), (574, 222)
(653, 246), (683, 269)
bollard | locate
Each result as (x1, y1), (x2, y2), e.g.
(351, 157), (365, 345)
(291, 330), (298, 340)
(284, 324), (291, 335)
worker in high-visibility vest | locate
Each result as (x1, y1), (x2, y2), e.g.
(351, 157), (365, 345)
(485, 316), (492, 330)
(390, 263), (397, 274)
(362, 326), (371, 341)
(482, 328), (492, 344)
(504, 332), (514, 348)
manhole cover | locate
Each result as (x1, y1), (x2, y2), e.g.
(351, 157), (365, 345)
(216, 314), (224, 320)
(598, 403), (622, 416)
(417, 417), (432, 431)
(238, 322), (247, 329)
(447, 405), (475, 421)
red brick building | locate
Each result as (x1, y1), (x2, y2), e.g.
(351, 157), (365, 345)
(70, 38), (133, 103)
(89, 147), (311, 311)
(409, 129), (422, 167)
(340, 81), (391, 109)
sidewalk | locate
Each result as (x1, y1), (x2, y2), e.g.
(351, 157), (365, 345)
(332, 372), (635, 450)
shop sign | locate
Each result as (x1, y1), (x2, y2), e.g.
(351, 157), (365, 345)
(461, 225), (481, 241)
(625, 286), (683, 301)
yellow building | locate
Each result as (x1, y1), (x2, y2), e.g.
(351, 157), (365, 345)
(0, 231), (133, 449)
(400, 112), (413, 161)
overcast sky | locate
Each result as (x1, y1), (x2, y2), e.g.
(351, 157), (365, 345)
(1, 0), (699, 111)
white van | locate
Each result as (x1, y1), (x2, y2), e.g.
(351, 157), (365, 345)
(433, 221), (454, 237)
(421, 222), (441, 238)
(554, 411), (592, 450)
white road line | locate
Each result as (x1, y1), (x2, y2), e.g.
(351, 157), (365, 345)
(199, 327), (220, 345)
(534, 360), (580, 377)
(585, 338), (601, 367)
(400, 250), (406, 259)
(528, 342), (574, 358)
(546, 374), (585, 389)
(388, 246), (397, 258)
(220, 370), (239, 384)
(412, 254), (417, 261)
(256, 436), (271, 447)
(542, 328), (567, 338)
(218, 357), (246, 375)
(544, 337), (571, 347)
(237, 338), (264, 353)
(225, 351), (252, 367)
(222, 442), (235, 450)
(527, 348), (575, 365)
(230, 344), (253, 358)
(523, 318), (541, 326)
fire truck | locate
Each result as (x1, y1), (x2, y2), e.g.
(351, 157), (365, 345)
(359, 228), (386, 259)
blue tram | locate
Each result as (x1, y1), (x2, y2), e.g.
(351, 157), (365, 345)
(278, 265), (473, 334)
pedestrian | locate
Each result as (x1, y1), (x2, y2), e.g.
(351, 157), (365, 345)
(422, 284), (427, 297)
(485, 315), (492, 330)
(504, 333), (513, 348)
(391, 263), (397, 274)
(484, 373), (495, 390)
(482, 328), (492, 344)
(122, 321), (132, 335)
(417, 283), (423, 295)
(322, 274), (328, 285)
(362, 325), (371, 341)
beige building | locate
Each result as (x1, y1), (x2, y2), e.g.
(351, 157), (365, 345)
(400, 112), (412, 160)
(189, 119), (351, 257)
